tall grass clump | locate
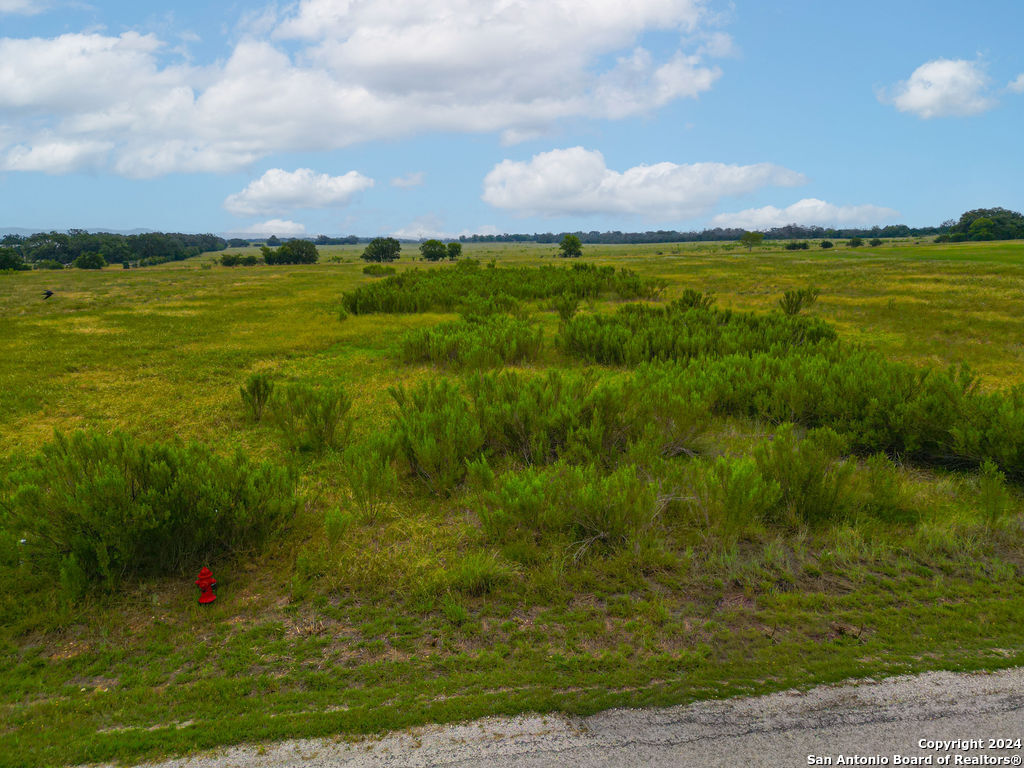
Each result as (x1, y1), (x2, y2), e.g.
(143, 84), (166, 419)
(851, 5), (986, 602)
(476, 461), (662, 559)
(362, 263), (395, 277)
(389, 380), (484, 495)
(271, 382), (354, 453)
(779, 287), (820, 315)
(341, 442), (399, 520)
(240, 372), (274, 422)
(4, 430), (297, 592)
(558, 300), (837, 366)
(341, 261), (661, 315)
(753, 425), (855, 526)
(399, 315), (543, 369)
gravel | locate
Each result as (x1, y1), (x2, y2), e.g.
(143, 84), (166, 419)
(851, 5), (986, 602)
(118, 666), (1024, 768)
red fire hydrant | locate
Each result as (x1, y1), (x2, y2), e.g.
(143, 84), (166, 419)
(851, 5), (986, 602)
(195, 567), (217, 605)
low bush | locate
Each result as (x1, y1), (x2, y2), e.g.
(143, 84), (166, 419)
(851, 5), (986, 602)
(550, 292), (580, 323)
(4, 430), (297, 591)
(240, 372), (274, 422)
(362, 263), (396, 277)
(341, 261), (661, 315)
(399, 316), (543, 369)
(784, 241), (810, 250)
(558, 300), (836, 366)
(270, 382), (354, 453)
(341, 443), (398, 520)
(778, 287), (819, 315)
(389, 379), (484, 494)
(475, 461), (661, 559)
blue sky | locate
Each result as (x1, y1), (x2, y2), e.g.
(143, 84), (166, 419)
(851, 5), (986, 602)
(1, 0), (1022, 237)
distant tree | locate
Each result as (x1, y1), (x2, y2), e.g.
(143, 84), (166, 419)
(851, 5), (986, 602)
(950, 208), (1024, 241)
(847, 237), (864, 248)
(869, 238), (884, 247)
(263, 239), (319, 265)
(967, 217), (995, 241)
(820, 240), (834, 249)
(362, 237), (402, 262)
(227, 238), (249, 248)
(73, 252), (106, 269)
(0, 248), (28, 271)
(739, 231), (764, 250)
(559, 234), (583, 258)
(266, 235), (281, 246)
(419, 239), (448, 261)
(446, 242), (462, 260)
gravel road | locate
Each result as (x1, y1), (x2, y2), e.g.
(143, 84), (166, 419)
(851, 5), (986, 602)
(123, 666), (1024, 768)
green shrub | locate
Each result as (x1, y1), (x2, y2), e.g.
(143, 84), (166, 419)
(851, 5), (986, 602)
(399, 316), (543, 369)
(754, 425), (855, 526)
(73, 252), (106, 270)
(270, 382), (354, 453)
(6, 430), (297, 591)
(389, 379), (484, 494)
(778, 287), (819, 315)
(697, 456), (782, 535)
(550, 292), (580, 323)
(240, 373), (274, 422)
(341, 262), (660, 315)
(324, 506), (354, 544)
(476, 462), (660, 559)
(978, 459), (1010, 526)
(362, 263), (396, 277)
(558, 300), (836, 366)
(676, 288), (715, 309)
(341, 443), (398, 520)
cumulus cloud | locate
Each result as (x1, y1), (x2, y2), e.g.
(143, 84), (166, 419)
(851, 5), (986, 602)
(391, 171), (424, 188)
(0, 0), (45, 14)
(223, 167), (374, 216)
(482, 147), (805, 219)
(391, 215), (451, 240)
(709, 198), (901, 229)
(0, 0), (728, 176)
(227, 219), (308, 237)
(882, 59), (995, 118)
(1, 139), (112, 173)
(1008, 74), (1024, 94)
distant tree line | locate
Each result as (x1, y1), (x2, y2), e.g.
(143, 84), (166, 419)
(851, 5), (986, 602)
(0, 230), (228, 269)
(458, 224), (948, 244)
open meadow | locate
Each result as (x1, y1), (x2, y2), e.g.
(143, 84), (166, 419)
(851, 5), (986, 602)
(2, 238), (1024, 767)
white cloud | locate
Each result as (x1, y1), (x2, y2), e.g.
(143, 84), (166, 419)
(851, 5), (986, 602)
(482, 147), (805, 219)
(1008, 74), (1024, 94)
(1, 139), (112, 173)
(223, 167), (374, 216)
(391, 171), (424, 188)
(391, 215), (451, 240)
(0, 0), (45, 14)
(883, 59), (995, 118)
(0, 1), (728, 176)
(709, 198), (901, 229)
(227, 219), (308, 237)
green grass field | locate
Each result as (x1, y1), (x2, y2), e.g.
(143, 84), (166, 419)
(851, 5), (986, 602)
(1, 238), (1023, 767)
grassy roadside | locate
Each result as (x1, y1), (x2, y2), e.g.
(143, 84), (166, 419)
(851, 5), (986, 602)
(1, 238), (1023, 767)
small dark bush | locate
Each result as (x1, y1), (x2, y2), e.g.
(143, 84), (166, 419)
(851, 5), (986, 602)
(363, 263), (396, 277)
(240, 373), (274, 422)
(778, 287), (820, 315)
(820, 241), (834, 250)
(784, 241), (810, 250)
